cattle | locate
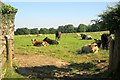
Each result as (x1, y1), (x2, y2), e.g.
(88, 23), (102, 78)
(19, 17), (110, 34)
(80, 34), (86, 39)
(43, 37), (59, 45)
(79, 42), (99, 54)
(80, 34), (92, 40)
(101, 33), (111, 49)
(85, 35), (92, 40)
(55, 31), (61, 40)
(31, 39), (49, 46)
(94, 39), (102, 48)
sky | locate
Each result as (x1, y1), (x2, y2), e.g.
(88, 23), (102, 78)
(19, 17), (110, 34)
(2, 1), (118, 29)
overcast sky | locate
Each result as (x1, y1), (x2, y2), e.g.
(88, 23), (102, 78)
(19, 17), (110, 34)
(2, 1), (118, 29)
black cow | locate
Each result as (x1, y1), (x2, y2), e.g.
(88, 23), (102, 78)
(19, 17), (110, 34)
(55, 31), (61, 40)
(94, 39), (102, 48)
(101, 33), (111, 49)
(80, 34), (92, 40)
(43, 37), (59, 45)
(80, 34), (86, 39)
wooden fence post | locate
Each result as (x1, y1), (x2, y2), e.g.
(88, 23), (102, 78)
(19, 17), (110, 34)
(5, 36), (12, 68)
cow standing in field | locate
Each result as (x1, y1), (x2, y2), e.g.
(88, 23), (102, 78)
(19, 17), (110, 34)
(79, 42), (99, 54)
(31, 39), (49, 46)
(101, 33), (111, 50)
(43, 37), (59, 45)
(55, 31), (61, 40)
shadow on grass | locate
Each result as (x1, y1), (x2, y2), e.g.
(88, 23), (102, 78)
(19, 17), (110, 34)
(13, 62), (111, 79)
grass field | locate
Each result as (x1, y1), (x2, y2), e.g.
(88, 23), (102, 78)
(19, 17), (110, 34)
(14, 31), (109, 63)
(4, 31), (110, 78)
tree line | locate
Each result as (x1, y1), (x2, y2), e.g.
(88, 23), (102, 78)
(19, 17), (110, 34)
(15, 20), (106, 35)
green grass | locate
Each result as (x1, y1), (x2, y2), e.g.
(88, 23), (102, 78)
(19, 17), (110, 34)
(3, 62), (25, 78)
(14, 31), (109, 63)
(5, 31), (110, 78)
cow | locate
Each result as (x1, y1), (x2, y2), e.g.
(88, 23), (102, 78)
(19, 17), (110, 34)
(80, 34), (92, 40)
(80, 33), (86, 39)
(94, 39), (102, 48)
(42, 41), (49, 46)
(79, 42), (99, 54)
(85, 35), (92, 40)
(31, 39), (49, 46)
(101, 33), (111, 50)
(43, 37), (59, 45)
(55, 31), (61, 40)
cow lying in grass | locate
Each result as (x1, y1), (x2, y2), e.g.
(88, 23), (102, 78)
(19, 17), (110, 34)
(80, 34), (92, 40)
(43, 37), (59, 45)
(79, 42), (99, 54)
(31, 39), (49, 46)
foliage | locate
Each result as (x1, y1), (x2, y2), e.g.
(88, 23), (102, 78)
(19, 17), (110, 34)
(14, 23), (109, 35)
(15, 28), (30, 35)
(98, 2), (120, 34)
(57, 26), (65, 33)
(30, 28), (39, 34)
(77, 24), (88, 32)
(1, 5), (17, 14)
(39, 28), (49, 34)
(57, 24), (76, 33)
(49, 28), (57, 34)
(64, 24), (76, 33)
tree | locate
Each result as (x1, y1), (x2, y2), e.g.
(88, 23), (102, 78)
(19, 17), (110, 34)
(57, 25), (76, 33)
(90, 19), (106, 32)
(99, 2), (120, 78)
(57, 26), (65, 33)
(77, 24), (87, 32)
(15, 28), (30, 35)
(64, 24), (75, 33)
(39, 28), (49, 34)
(30, 28), (39, 34)
(49, 28), (56, 34)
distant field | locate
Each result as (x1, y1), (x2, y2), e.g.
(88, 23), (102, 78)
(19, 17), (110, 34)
(14, 31), (109, 63)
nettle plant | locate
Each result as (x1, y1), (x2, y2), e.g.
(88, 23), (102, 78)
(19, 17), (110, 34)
(1, 5), (17, 14)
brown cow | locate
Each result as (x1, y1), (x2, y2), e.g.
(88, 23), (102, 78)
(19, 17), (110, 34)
(31, 39), (49, 46)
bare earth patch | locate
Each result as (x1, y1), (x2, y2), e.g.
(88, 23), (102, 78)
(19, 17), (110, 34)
(14, 54), (70, 68)
(14, 54), (109, 78)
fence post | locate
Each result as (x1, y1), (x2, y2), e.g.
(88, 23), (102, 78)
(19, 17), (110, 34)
(5, 35), (12, 68)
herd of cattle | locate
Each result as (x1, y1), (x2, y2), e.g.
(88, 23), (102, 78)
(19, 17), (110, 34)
(31, 32), (113, 54)
(31, 31), (61, 46)
(79, 33), (113, 54)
